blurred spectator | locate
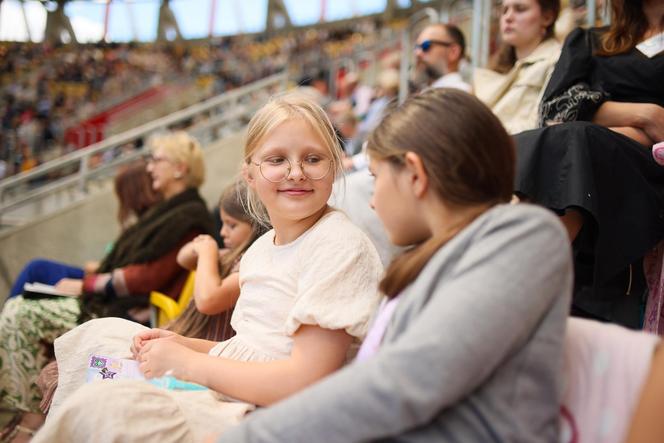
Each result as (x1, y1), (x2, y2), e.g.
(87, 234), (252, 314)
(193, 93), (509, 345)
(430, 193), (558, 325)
(338, 72), (374, 118)
(412, 23), (472, 93)
(342, 68), (400, 172)
(333, 110), (362, 156)
(473, 0), (561, 134)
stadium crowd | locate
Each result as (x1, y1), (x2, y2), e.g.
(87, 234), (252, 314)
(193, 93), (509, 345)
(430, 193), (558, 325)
(1, 0), (664, 442)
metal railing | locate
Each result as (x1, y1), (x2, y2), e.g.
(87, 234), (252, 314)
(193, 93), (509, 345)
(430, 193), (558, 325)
(0, 72), (288, 225)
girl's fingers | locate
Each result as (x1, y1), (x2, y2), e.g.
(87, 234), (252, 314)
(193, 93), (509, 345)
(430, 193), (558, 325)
(139, 362), (151, 378)
(139, 341), (152, 357)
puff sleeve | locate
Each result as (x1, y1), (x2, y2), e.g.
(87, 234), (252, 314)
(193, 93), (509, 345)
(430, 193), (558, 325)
(284, 214), (384, 339)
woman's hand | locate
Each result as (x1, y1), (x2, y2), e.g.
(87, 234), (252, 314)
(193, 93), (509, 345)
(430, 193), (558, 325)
(137, 338), (197, 380)
(130, 328), (179, 359)
(608, 127), (653, 146)
(83, 261), (100, 274)
(192, 234), (219, 257)
(639, 103), (664, 143)
(54, 278), (83, 296)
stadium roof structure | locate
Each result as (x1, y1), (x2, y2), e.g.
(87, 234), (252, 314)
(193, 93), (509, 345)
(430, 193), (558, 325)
(0, 0), (451, 43)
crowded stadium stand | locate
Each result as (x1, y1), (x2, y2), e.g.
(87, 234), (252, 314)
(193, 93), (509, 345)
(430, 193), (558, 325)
(5, 0), (664, 441)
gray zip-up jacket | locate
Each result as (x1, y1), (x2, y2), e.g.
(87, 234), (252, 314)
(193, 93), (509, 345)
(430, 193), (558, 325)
(221, 204), (573, 443)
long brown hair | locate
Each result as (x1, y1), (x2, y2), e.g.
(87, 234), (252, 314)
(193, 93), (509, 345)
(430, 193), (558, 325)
(114, 160), (161, 229)
(167, 178), (268, 340)
(489, 0), (561, 74)
(367, 88), (515, 298)
(597, 0), (662, 56)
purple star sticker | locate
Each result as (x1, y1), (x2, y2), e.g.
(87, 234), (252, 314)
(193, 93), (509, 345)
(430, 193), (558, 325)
(99, 367), (116, 380)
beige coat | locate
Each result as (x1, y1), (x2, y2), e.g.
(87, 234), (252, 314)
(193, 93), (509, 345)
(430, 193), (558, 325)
(474, 38), (561, 134)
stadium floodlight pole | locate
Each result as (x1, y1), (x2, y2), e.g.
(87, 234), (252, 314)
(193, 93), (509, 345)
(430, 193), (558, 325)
(398, 7), (439, 104)
(209, 0), (217, 37)
(440, 0), (450, 22)
(586, 0), (596, 26)
(21, 0), (32, 42)
(471, 0), (485, 69)
(602, 0), (612, 25)
(103, 0), (111, 42)
(480, 0), (491, 67)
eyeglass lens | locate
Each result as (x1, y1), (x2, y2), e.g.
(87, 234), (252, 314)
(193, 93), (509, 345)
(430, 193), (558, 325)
(258, 156), (331, 183)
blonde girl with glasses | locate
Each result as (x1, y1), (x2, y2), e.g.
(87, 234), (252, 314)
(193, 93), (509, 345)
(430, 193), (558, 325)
(32, 91), (383, 443)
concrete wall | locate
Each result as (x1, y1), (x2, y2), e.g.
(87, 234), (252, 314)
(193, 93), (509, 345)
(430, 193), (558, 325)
(0, 132), (245, 302)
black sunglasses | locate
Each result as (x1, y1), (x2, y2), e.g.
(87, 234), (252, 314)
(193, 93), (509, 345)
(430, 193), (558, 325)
(415, 39), (455, 53)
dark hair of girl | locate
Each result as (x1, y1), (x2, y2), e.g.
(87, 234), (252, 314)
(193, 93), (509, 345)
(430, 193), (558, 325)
(367, 88), (515, 298)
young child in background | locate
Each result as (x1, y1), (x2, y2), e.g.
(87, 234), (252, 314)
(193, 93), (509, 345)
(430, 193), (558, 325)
(33, 91), (384, 443)
(168, 178), (267, 342)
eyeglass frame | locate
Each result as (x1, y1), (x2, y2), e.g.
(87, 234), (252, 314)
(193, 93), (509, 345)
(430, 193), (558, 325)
(250, 155), (333, 183)
(144, 153), (173, 164)
(415, 39), (456, 53)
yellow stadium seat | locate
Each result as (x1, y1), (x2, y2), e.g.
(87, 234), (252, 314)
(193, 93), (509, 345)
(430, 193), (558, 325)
(149, 271), (195, 327)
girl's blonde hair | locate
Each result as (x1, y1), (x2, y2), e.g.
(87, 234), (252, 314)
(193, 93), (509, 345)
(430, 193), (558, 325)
(148, 131), (205, 189)
(242, 90), (343, 226)
(368, 88), (515, 298)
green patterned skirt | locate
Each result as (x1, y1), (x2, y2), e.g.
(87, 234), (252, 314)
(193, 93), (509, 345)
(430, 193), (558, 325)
(0, 296), (80, 414)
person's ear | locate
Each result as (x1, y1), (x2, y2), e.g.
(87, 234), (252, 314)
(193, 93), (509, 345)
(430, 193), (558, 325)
(242, 163), (256, 189)
(448, 44), (462, 63)
(403, 151), (429, 198)
(541, 10), (555, 29)
(173, 163), (187, 180)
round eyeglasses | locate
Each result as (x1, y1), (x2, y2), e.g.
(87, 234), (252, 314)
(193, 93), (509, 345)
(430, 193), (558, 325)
(252, 155), (332, 183)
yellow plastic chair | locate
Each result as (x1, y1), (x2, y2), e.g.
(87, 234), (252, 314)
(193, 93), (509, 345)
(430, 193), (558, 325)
(149, 271), (195, 327)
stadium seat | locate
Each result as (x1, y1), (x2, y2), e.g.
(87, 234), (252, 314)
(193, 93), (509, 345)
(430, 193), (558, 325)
(149, 271), (195, 327)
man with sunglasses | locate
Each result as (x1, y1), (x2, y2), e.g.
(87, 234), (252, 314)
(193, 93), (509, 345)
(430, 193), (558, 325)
(413, 23), (471, 93)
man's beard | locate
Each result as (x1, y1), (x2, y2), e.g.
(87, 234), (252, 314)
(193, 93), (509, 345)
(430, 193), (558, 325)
(410, 60), (445, 91)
